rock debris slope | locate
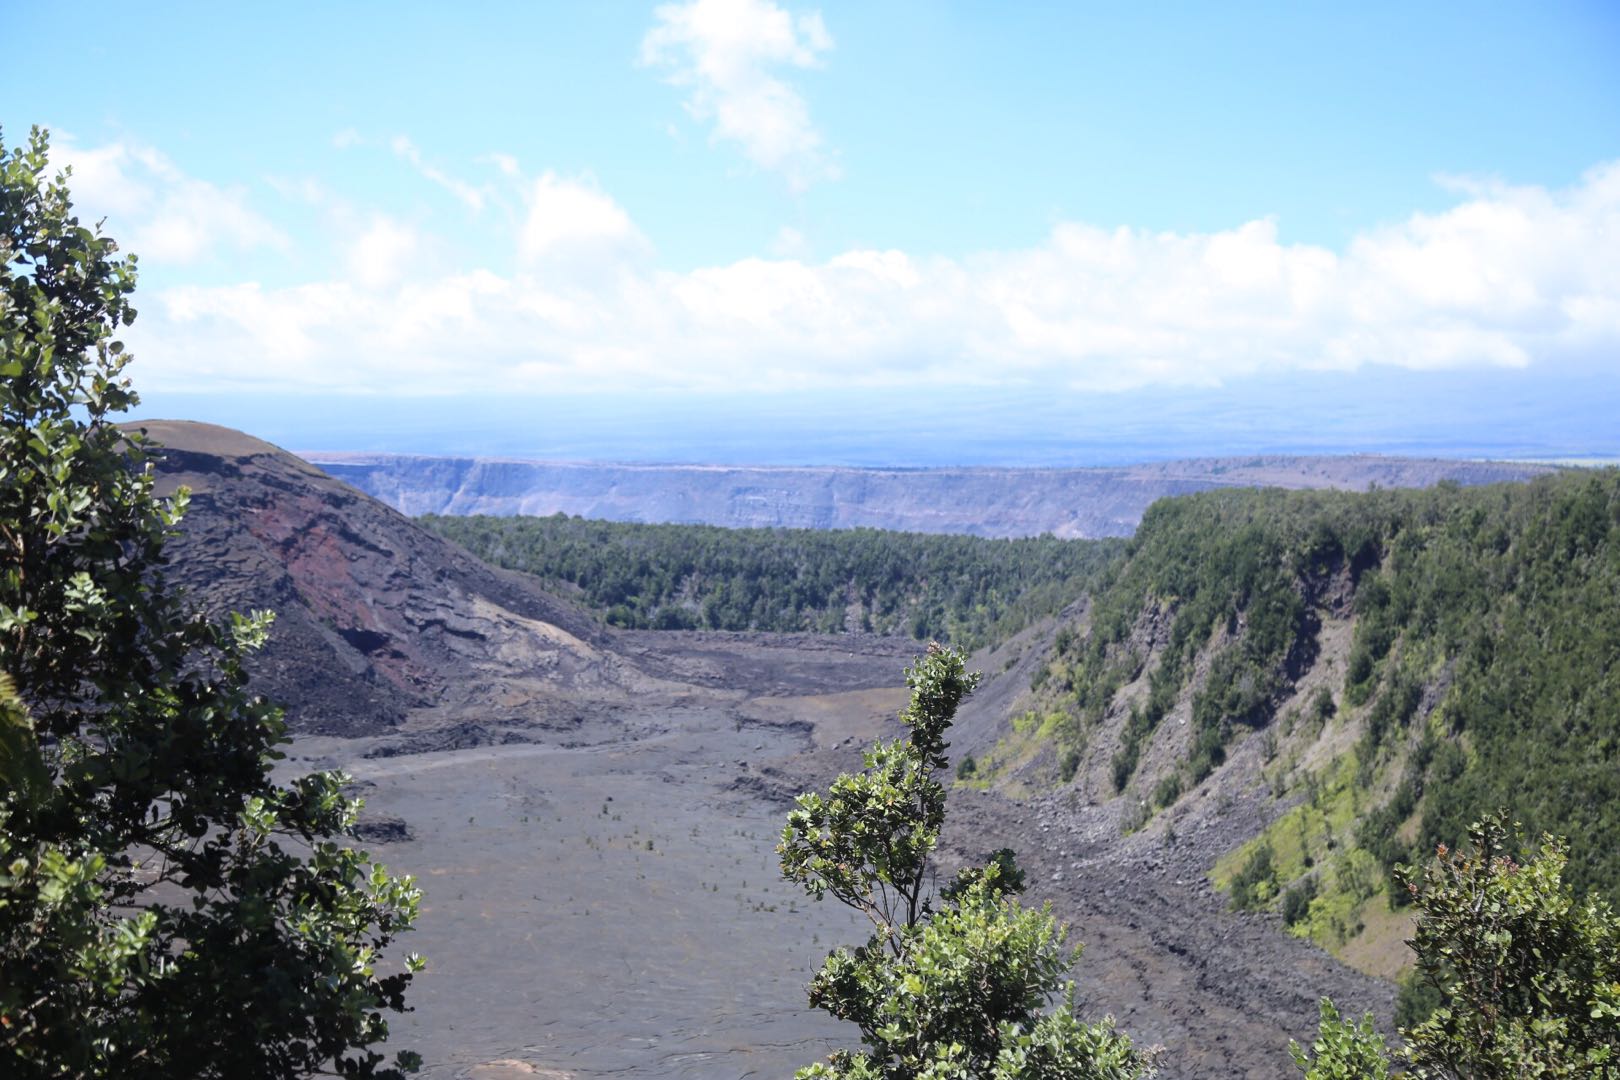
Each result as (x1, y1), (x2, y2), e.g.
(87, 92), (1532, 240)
(140, 420), (619, 736)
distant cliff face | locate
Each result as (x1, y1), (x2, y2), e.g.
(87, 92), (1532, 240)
(302, 452), (1556, 538)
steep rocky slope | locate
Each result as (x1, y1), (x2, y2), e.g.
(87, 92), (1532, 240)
(140, 421), (617, 735)
(952, 472), (1620, 997)
(304, 452), (1554, 539)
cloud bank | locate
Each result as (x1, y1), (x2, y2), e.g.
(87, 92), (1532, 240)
(54, 137), (1620, 400)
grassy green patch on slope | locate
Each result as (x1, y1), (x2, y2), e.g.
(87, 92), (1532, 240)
(1213, 753), (1401, 966)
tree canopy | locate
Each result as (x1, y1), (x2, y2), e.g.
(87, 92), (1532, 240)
(778, 645), (1154, 1079)
(0, 125), (422, 1079)
(422, 513), (1122, 650)
(1294, 815), (1620, 1078)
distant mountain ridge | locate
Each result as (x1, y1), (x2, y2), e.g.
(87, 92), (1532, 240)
(301, 452), (1556, 538)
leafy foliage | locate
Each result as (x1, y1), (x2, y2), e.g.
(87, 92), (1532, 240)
(1397, 815), (1620, 1078)
(1288, 999), (1391, 1080)
(1394, 971), (1442, 1029)
(1228, 845), (1279, 913)
(0, 126), (421, 1079)
(778, 646), (1153, 1079)
(421, 513), (1122, 650)
(1300, 817), (1620, 1079)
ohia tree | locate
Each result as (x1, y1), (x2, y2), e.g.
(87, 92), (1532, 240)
(0, 125), (422, 1079)
(778, 643), (1154, 1079)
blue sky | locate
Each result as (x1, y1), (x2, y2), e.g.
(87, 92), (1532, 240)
(4, 1), (1619, 463)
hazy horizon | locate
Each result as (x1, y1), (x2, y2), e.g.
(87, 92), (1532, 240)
(138, 363), (1620, 468)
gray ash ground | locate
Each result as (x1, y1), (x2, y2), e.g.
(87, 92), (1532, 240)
(301, 721), (865, 1079)
(287, 633), (913, 1080)
(290, 631), (1390, 1080)
(935, 788), (1394, 1079)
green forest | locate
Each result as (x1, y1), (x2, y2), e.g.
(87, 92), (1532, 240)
(420, 513), (1122, 651)
(1023, 471), (1620, 907)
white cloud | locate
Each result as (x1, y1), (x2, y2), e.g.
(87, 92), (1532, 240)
(52, 139), (288, 265)
(641, 0), (838, 191)
(390, 135), (487, 211)
(46, 139), (1610, 400)
(482, 152), (521, 179)
(519, 173), (647, 267)
(348, 215), (421, 289)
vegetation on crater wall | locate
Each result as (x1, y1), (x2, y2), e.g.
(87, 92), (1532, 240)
(422, 513), (1123, 651)
(1032, 486), (1381, 794)
(1017, 472), (1613, 945)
